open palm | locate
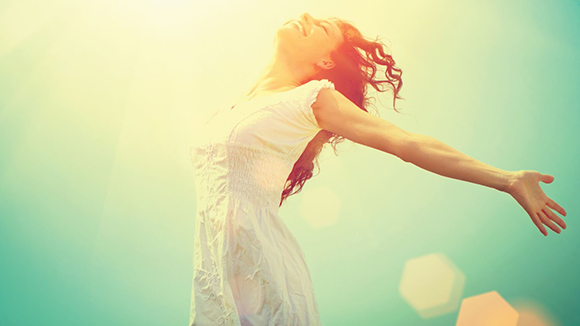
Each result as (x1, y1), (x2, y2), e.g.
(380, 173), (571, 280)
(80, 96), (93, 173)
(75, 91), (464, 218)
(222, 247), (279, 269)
(508, 170), (567, 236)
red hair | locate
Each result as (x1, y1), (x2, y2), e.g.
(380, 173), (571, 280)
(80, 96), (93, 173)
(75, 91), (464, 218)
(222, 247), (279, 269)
(280, 17), (404, 206)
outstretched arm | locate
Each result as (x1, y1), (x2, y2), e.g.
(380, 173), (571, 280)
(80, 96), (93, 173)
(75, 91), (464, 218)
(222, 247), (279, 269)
(399, 134), (567, 236)
(311, 88), (567, 236)
(400, 133), (514, 192)
(399, 133), (511, 192)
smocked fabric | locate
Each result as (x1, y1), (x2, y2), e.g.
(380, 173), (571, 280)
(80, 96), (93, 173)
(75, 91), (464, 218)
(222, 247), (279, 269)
(189, 79), (335, 325)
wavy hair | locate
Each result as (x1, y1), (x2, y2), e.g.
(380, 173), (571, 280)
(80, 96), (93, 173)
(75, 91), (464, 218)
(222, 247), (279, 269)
(280, 18), (404, 206)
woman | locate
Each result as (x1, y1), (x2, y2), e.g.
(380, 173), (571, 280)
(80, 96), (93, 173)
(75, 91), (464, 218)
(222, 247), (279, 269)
(189, 13), (567, 325)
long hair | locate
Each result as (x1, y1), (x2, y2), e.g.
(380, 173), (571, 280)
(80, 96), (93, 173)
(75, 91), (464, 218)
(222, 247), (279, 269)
(279, 18), (404, 206)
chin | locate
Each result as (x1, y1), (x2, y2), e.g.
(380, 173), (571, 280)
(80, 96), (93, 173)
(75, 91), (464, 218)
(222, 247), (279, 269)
(274, 28), (301, 50)
(275, 26), (298, 40)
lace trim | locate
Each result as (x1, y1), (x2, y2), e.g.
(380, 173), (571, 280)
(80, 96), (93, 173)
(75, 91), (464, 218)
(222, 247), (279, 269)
(298, 79), (335, 129)
(305, 79), (335, 108)
(192, 233), (237, 324)
(192, 269), (237, 324)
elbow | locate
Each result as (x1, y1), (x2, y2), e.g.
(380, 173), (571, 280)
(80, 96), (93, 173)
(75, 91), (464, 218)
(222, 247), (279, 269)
(396, 132), (418, 163)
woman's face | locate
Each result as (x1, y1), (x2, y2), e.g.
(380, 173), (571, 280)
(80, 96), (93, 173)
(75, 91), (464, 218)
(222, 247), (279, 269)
(274, 13), (344, 71)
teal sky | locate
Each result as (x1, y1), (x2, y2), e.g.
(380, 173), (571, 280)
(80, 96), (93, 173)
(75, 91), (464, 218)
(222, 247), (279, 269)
(1, 0), (578, 325)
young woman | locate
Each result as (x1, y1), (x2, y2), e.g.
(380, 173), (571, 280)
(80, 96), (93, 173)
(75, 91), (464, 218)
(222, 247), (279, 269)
(189, 12), (567, 325)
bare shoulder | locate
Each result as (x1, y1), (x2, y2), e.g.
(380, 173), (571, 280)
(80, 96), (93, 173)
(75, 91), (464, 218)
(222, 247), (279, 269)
(310, 87), (373, 134)
(311, 87), (340, 111)
(310, 87), (412, 158)
(310, 88), (349, 129)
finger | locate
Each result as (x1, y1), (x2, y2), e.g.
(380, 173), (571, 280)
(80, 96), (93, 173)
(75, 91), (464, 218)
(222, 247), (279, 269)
(546, 198), (567, 217)
(542, 207), (566, 230)
(540, 174), (554, 183)
(538, 211), (561, 234)
(533, 212), (548, 236)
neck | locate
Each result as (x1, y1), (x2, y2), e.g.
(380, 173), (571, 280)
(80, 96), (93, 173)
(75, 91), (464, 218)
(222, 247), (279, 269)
(245, 53), (315, 100)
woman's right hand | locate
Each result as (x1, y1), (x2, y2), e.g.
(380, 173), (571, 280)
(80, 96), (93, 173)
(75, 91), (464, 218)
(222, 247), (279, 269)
(506, 170), (568, 236)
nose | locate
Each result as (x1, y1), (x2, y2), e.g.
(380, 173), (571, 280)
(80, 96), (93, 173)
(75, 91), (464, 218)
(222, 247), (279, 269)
(300, 12), (313, 24)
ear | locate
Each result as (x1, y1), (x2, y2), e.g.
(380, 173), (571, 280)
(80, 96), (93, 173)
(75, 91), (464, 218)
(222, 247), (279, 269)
(316, 59), (335, 70)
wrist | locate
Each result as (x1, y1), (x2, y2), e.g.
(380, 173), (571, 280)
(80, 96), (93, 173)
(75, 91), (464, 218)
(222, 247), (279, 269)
(503, 170), (521, 194)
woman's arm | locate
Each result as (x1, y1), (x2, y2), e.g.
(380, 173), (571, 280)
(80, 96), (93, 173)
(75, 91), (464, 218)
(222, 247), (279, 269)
(311, 88), (568, 236)
(394, 133), (567, 236)
(312, 88), (512, 191)
(311, 88), (413, 158)
(399, 133), (512, 192)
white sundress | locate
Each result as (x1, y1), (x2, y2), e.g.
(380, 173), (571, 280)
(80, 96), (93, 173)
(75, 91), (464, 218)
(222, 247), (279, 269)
(189, 79), (335, 325)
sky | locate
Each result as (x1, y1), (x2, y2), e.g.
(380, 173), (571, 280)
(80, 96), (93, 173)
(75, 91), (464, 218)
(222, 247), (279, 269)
(1, 0), (579, 325)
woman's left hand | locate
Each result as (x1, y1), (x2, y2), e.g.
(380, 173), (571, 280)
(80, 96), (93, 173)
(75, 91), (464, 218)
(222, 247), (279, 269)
(506, 170), (568, 236)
